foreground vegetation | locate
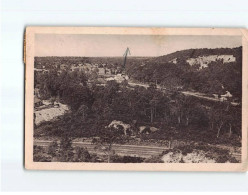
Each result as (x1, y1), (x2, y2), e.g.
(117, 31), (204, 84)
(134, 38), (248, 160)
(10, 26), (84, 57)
(34, 135), (239, 163)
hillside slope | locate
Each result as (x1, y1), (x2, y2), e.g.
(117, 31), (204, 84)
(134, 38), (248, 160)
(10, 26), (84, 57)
(126, 47), (242, 100)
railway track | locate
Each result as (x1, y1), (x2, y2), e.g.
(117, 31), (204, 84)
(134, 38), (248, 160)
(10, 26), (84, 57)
(34, 140), (167, 158)
(34, 140), (241, 161)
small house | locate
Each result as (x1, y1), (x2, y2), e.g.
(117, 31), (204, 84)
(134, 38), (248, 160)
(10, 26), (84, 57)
(98, 68), (106, 75)
(60, 64), (67, 70)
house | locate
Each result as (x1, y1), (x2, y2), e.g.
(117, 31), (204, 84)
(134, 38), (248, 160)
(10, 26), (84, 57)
(70, 66), (84, 72)
(98, 68), (106, 75)
(84, 63), (91, 66)
(113, 74), (129, 83)
(60, 64), (67, 70)
(110, 68), (117, 75)
(105, 68), (111, 75)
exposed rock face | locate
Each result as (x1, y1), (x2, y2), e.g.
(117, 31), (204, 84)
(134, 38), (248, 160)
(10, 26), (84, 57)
(107, 120), (131, 135)
(161, 151), (216, 163)
(186, 55), (236, 69)
(169, 58), (177, 64)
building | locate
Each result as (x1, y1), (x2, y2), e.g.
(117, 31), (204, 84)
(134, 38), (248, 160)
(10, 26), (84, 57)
(60, 64), (67, 70)
(98, 68), (106, 75)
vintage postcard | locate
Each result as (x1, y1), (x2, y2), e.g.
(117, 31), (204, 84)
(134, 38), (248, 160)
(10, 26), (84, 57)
(25, 27), (248, 171)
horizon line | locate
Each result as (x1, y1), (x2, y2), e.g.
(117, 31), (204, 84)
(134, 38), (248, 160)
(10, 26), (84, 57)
(34, 46), (242, 58)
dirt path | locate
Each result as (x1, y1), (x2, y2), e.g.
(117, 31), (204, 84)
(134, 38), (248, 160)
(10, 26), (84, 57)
(181, 91), (239, 106)
(128, 81), (239, 106)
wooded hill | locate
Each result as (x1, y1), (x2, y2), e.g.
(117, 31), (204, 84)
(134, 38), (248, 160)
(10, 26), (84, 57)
(126, 47), (242, 100)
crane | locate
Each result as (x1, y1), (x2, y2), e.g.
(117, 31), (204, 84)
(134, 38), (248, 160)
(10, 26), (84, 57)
(123, 47), (131, 72)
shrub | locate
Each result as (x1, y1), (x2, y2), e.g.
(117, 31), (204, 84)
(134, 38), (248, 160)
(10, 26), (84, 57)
(33, 145), (52, 162)
(144, 155), (164, 163)
(73, 147), (92, 162)
(33, 155), (51, 162)
(48, 141), (58, 156)
(111, 155), (144, 163)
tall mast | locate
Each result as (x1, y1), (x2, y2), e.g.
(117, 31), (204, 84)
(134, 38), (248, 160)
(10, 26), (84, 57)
(123, 47), (131, 72)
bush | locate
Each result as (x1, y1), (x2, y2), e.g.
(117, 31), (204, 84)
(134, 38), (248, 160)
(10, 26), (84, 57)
(33, 155), (51, 162)
(73, 147), (92, 162)
(144, 155), (164, 163)
(176, 145), (193, 155)
(33, 145), (52, 162)
(111, 155), (144, 163)
(48, 141), (58, 156)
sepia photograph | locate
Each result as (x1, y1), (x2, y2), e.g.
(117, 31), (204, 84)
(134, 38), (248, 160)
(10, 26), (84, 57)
(24, 27), (248, 171)
(3, 0), (248, 192)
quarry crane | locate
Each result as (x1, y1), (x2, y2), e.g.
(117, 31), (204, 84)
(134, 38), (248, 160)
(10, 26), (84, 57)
(123, 47), (131, 71)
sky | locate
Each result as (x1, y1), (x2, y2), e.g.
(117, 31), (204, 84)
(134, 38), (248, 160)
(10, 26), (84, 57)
(35, 34), (242, 57)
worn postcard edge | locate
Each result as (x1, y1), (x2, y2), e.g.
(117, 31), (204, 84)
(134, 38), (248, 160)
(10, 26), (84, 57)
(24, 27), (248, 171)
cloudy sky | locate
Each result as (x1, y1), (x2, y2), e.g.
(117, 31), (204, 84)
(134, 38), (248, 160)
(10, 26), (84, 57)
(35, 34), (242, 57)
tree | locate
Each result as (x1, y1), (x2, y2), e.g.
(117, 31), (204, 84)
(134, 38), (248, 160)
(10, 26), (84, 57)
(149, 97), (159, 123)
(104, 80), (120, 104)
(57, 136), (74, 162)
(76, 104), (89, 121)
(62, 83), (93, 111)
(50, 96), (56, 105)
(161, 76), (182, 92)
(214, 102), (230, 138)
(181, 96), (197, 126)
(74, 147), (92, 162)
(48, 141), (58, 157)
(92, 126), (127, 163)
(170, 93), (184, 125)
(208, 107), (216, 131)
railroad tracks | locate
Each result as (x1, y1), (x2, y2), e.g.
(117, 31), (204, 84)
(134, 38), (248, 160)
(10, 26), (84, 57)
(34, 140), (168, 158)
(34, 140), (241, 161)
